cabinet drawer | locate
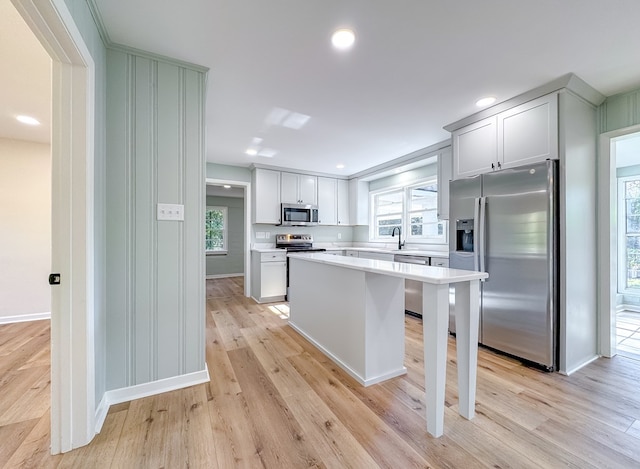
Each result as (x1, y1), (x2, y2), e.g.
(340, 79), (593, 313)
(431, 257), (449, 267)
(260, 251), (287, 262)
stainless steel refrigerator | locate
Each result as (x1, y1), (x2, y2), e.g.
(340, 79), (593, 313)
(449, 160), (558, 370)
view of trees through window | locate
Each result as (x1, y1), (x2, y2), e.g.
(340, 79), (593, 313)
(205, 206), (226, 251)
(624, 179), (640, 289)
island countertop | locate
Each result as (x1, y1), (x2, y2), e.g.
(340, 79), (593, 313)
(287, 252), (487, 284)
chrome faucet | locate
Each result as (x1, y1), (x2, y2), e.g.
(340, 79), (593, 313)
(391, 227), (404, 250)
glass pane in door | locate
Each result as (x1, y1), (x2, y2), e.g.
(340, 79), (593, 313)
(624, 178), (640, 290)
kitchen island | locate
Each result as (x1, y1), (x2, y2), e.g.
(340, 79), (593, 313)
(287, 252), (487, 437)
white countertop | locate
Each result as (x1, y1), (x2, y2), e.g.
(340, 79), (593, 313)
(252, 247), (286, 253)
(251, 246), (448, 258)
(288, 252), (486, 285)
(343, 247), (447, 258)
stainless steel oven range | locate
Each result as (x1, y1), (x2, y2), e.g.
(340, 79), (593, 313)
(275, 234), (326, 300)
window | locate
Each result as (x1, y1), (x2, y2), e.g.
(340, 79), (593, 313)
(370, 179), (446, 243)
(619, 176), (640, 292)
(206, 206), (228, 254)
(408, 183), (440, 238)
(372, 189), (403, 237)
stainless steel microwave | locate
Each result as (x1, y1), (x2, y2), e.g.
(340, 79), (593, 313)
(280, 203), (319, 226)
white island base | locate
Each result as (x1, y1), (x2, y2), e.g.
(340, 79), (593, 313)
(288, 253), (487, 438)
(289, 260), (407, 386)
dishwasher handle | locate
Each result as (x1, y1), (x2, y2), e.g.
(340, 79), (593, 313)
(393, 255), (430, 265)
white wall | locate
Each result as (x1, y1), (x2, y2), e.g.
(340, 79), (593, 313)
(0, 138), (51, 320)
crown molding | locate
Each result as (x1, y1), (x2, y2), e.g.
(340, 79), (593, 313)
(107, 42), (209, 73)
(86, 0), (111, 44)
(444, 73), (605, 132)
(86, 0), (209, 73)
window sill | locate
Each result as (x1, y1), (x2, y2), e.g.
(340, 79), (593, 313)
(206, 250), (228, 256)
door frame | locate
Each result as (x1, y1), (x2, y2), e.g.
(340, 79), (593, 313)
(598, 124), (640, 358)
(12, 0), (96, 453)
(205, 178), (252, 296)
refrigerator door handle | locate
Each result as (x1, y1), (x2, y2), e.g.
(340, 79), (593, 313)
(478, 196), (487, 280)
(473, 197), (481, 272)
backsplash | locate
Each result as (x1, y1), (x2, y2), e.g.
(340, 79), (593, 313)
(252, 223), (354, 245)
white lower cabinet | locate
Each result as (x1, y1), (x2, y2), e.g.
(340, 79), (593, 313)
(251, 251), (286, 303)
(344, 250), (359, 258)
(430, 257), (449, 267)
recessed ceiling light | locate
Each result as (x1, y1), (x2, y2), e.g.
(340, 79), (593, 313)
(16, 115), (40, 126)
(246, 148), (258, 156)
(258, 148), (277, 158)
(336, 164), (345, 169)
(223, 185), (231, 189)
(476, 96), (496, 107)
(331, 29), (355, 50)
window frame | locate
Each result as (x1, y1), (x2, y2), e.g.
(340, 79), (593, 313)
(205, 205), (228, 255)
(369, 178), (447, 244)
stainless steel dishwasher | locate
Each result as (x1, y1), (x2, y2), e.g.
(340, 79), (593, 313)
(393, 254), (430, 317)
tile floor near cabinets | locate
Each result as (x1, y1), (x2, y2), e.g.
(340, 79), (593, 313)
(617, 311), (640, 360)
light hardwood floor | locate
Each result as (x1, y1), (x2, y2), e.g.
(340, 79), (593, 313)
(2, 277), (640, 468)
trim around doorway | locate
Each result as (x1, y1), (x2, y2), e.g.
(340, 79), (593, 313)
(12, 0), (96, 454)
(598, 124), (640, 359)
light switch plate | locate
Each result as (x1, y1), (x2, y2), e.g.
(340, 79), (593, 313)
(157, 203), (184, 221)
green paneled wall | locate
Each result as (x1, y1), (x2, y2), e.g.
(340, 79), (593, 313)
(106, 48), (207, 389)
(207, 163), (251, 182)
(206, 196), (245, 276)
(599, 88), (640, 133)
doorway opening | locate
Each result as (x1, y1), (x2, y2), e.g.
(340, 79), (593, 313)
(613, 132), (640, 360)
(205, 179), (252, 297)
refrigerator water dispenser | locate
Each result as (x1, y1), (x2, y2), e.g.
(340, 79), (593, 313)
(456, 219), (474, 252)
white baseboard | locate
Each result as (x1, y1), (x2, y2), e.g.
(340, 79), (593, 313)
(206, 273), (244, 279)
(561, 354), (600, 376)
(94, 367), (210, 434)
(0, 312), (51, 324)
(618, 304), (640, 313)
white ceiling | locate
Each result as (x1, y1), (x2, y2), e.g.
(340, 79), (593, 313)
(0, 1), (50, 144)
(92, 0), (640, 176)
(3, 1), (640, 175)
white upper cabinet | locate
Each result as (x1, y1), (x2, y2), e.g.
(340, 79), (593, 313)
(498, 94), (558, 169)
(337, 179), (350, 225)
(281, 172), (318, 204)
(452, 93), (558, 179)
(252, 168), (281, 224)
(437, 147), (452, 220)
(317, 177), (337, 225)
(453, 116), (498, 178)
